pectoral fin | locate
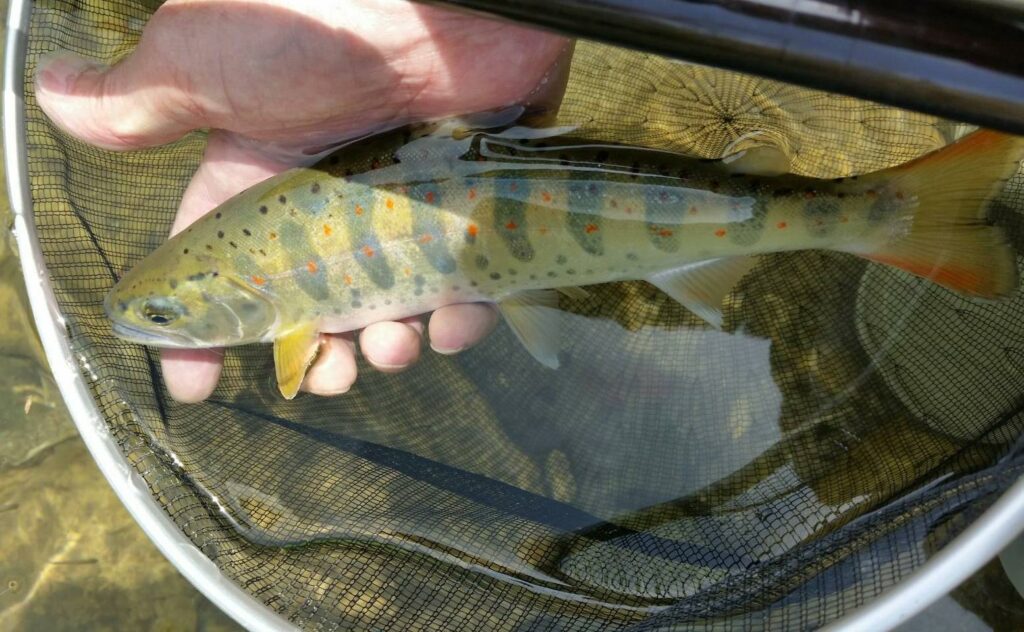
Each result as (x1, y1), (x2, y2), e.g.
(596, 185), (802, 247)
(647, 256), (759, 328)
(273, 323), (322, 400)
(498, 290), (564, 369)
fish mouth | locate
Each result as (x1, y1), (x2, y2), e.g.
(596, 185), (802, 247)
(110, 321), (196, 348)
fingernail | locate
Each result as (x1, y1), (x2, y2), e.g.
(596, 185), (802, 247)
(36, 52), (106, 94)
(373, 362), (411, 372)
(430, 343), (467, 356)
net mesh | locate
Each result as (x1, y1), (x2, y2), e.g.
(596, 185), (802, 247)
(22, 2), (1024, 629)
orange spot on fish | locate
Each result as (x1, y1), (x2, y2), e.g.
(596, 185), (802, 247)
(343, 274), (353, 286)
(541, 191), (553, 203)
(323, 224), (332, 236)
(866, 190), (878, 199)
(539, 226), (550, 235)
(425, 191), (436, 203)
(505, 220), (518, 231)
(250, 275), (266, 285)
(585, 223), (599, 234)
(895, 191), (905, 200)
(269, 232), (277, 240)
(468, 188), (477, 200)
(419, 233), (433, 244)
(714, 228), (727, 237)
(659, 228), (674, 237)
(355, 204), (364, 216)
(625, 207), (634, 215)
(306, 261), (318, 274)
(467, 224), (479, 237)
(777, 221), (788, 229)
(362, 245), (375, 258)
(386, 197), (394, 210)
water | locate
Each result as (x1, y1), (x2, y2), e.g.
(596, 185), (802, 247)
(4, 1), (1024, 628)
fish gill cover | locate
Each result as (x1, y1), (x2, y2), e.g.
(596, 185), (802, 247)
(21, 2), (1024, 629)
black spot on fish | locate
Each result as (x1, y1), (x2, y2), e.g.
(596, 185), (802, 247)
(556, 254), (568, 265)
(217, 231), (224, 239)
(278, 195), (287, 204)
(566, 269), (577, 275)
(470, 281), (478, 287)
(529, 274), (537, 280)
(242, 229), (251, 236)
(475, 254), (490, 270)
(626, 252), (638, 261)
(547, 271), (557, 278)
(183, 248), (189, 255)
(490, 272), (502, 280)
(311, 182), (321, 194)
(229, 241), (237, 249)
(118, 301), (127, 312)
(187, 273), (205, 282)
(205, 245), (213, 251)
(508, 269), (517, 276)
(215, 212), (222, 219)
(259, 206), (268, 214)
(259, 249), (267, 256)
(168, 279), (178, 289)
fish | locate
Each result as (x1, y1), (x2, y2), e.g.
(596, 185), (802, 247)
(105, 122), (1023, 400)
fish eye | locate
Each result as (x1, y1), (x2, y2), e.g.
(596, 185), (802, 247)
(142, 298), (182, 326)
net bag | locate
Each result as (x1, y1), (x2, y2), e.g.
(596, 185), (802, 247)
(6, 2), (1024, 630)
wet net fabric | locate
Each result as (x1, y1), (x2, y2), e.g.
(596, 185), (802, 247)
(22, 2), (1024, 629)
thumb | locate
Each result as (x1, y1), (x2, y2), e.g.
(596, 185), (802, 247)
(34, 51), (199, 151)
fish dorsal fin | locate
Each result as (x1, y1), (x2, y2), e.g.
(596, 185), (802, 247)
(721, 131), (792, 177)
(647, 256), (759, 329)
(498, 290), (564, 369)
(273, 323), (322, 400)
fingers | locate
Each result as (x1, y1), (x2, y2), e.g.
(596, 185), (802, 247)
(429, 303), (499, 354)
(34, 51), (198, 151)
(301, 334), (358, 395)
(360, 318), (425, 373)
(160, 348), (223, 403)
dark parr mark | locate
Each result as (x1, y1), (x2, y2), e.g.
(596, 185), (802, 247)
(279, 221), (330, 300)
(348, 193), (395, 289)
(410, 184), (457, 274)
(493, 179), (534, 262)
(566, 175), (605, 256)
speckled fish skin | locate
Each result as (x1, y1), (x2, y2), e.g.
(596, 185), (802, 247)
(106, 124), (1022, 394)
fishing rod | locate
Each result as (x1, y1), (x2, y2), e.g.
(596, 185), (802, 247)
(414, 0), (1024, 135)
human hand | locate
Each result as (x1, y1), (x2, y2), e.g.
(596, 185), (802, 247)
(35, 0), (570, 402)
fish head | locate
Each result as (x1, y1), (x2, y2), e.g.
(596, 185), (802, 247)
(105, 250), (277, 349)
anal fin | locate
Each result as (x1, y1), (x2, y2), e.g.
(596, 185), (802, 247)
(498, 290), (564, 369)
(273, 323), (322, 400)
(647, 256), (759, 328)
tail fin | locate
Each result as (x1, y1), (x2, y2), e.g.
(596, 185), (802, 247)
(853, 130), (1022, 299)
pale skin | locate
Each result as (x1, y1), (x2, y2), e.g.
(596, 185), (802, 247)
(35, 0), (570, 402)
